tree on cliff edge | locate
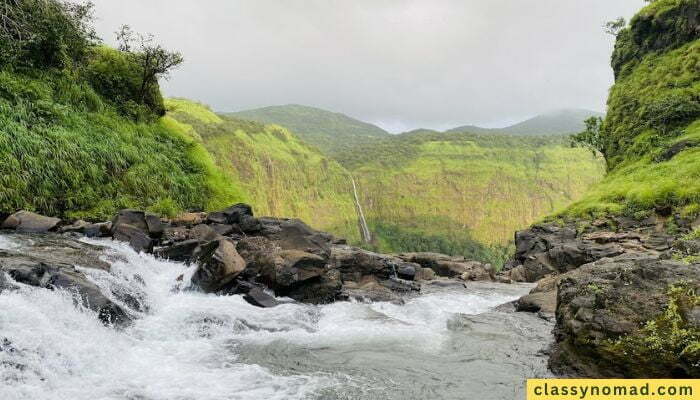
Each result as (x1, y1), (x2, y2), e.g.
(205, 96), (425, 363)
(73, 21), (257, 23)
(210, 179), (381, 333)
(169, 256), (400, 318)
(116, 24), (183, 113)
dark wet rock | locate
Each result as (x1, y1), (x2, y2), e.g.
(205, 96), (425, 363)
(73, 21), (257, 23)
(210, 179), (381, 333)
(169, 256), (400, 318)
(1, 211), (61, 233)
(0, 250), (129, 324)
(207, 203), (254, 225)
(398, 252), (493, 280)
(209, 223), (235, 236)
(259, 218), (332, 258)
(154, 239), (200, 263)
(504, 223), (643, 282)
(397, 264), (416, 280)
(189, 224), (222, 242)
(243, 287), (281, 308)
(191, 239), (246, 293)
(549, 255), (700, 378)
(112, 223), (154, 253)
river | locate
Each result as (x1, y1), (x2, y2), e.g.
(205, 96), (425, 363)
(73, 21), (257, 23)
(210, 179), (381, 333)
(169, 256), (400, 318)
(0, 234), (552, 400)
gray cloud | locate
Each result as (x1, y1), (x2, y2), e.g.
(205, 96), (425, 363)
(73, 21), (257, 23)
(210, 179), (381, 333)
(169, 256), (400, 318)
(89, 0), (645, 132)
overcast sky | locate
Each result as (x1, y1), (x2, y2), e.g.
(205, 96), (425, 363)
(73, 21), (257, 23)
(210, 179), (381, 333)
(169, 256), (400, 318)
(89, 0), (645, 132)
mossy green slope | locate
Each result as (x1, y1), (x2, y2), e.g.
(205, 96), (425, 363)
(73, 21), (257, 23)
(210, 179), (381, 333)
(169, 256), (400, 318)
(0, 69), (242, 220)
(562, 0), (700, 219)
(166, 99), (362, 243)
(340, 132), (604, 264)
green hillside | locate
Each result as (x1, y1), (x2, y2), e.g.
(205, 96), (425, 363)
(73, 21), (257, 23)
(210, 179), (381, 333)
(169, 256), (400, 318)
(446, 109), (605, 136)
(166, 99), (362, 243)
(226, 104), (389, 156)
(0, 2), (241, 220)
(337, 132), (604, 264)
(561, 0), (700, 219)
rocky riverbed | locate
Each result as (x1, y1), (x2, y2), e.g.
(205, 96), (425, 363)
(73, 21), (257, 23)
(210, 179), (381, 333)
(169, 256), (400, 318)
(0, 228), (552, 400)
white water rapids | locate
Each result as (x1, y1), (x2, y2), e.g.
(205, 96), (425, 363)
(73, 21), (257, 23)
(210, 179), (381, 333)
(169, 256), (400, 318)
(0, 234), (552, 399)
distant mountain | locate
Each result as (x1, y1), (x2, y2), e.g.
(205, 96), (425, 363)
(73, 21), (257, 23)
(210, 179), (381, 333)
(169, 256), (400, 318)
(226, 104), (390, 155)
(445, 109), (604, 136)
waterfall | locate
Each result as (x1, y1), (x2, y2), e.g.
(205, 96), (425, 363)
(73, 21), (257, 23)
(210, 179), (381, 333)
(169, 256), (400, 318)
(350, 175), (372, 243)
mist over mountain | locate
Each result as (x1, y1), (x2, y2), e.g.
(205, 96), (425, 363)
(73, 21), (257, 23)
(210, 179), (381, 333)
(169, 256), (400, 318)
(445, 109), (605, 136)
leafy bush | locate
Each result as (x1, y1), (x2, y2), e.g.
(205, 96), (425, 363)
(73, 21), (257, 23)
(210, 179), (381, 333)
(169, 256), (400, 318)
(0, 0), (95, 70)
(83, 46), (165, 120)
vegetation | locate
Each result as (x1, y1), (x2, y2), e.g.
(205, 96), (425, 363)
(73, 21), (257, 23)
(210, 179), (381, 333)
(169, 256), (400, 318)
(559, 0), (700, 219)
(165, 99), (362, 243)
(339, 131), (604, 252)
(227, 104), (390, 156)
(0, 0), (241, 220)
(601, 284), (700, 377)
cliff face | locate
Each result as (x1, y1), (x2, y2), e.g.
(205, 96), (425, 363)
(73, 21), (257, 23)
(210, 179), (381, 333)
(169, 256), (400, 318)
(507, 0), (700, 378)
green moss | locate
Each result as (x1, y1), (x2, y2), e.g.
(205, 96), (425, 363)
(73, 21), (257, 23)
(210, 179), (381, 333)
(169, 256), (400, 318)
(601, 284), (700, 377)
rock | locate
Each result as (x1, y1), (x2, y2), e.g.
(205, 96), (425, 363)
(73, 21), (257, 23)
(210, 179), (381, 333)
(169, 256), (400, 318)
(459, 262), (493, 281)
(1, 211), (61, 233)
(110, 209), (163, 238)
(417, 267), (435, 281)
(209, 223), (235, 236)
(515, 276), (558, 315)
(397, 264), (416, 280)
(398, 252), (491, 279)
(163, 226), (190, 243)
(332, 245), (406, 281)
(549, 255), (700, 378)
(189, 224), (222, 242)
(207, 203), (254, 225)
(0, 250), (129, 324)
(243, 287), (281, 308)
(236, 236), (280, 278)
(58, 220), (109, 238)
(506, 223), (632, 282)
(341, 276), (404, 303)
(171, 212), (206, 227)
(154, 239), (200, 262)
(191, 239), (246, 293)
(259, 218), (332, 258)
(112, 223), (154, 253)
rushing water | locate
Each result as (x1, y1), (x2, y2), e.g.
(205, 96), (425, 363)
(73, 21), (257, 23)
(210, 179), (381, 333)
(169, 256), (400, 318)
(0, 234), (553, 400)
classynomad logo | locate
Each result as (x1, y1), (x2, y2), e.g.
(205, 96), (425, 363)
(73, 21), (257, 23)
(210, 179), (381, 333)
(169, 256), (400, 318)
(527, 379), (700, 400)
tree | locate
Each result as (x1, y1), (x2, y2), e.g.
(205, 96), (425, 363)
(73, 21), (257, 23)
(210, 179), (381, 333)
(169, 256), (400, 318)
(604, 17), (626, 36)
(0, 0), (96, 68)
(116, 25), (183, 107)
(571, 116), (606, 163)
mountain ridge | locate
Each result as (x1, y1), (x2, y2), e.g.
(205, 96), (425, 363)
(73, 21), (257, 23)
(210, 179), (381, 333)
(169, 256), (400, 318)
(226, 104), (389, 155)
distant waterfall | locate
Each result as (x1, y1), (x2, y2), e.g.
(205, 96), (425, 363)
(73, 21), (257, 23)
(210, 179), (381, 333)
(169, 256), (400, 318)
(350, 175), (372, 243)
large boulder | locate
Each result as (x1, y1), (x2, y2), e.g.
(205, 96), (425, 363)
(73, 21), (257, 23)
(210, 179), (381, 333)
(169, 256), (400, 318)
(0, 250), (129, 324)
(258, 218), (333, 258)
(549, 254), (700, 378)
(398, 252), (493, 280)
(110, 209), (164, 253)
(1, 211), (61, 233)
(190, 239), (246, 293)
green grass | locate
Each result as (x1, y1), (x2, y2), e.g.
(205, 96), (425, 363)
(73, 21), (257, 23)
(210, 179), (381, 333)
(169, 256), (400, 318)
(226, 104), (389, 156)
(343, 132), (604, 246)
(166, 99), (362, 243)
(0, 69), (242, 220)
(559, 0), (699, 220)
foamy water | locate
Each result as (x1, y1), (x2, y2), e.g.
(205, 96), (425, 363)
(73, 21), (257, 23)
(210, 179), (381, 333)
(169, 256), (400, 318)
(0, 235), (552, 399)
